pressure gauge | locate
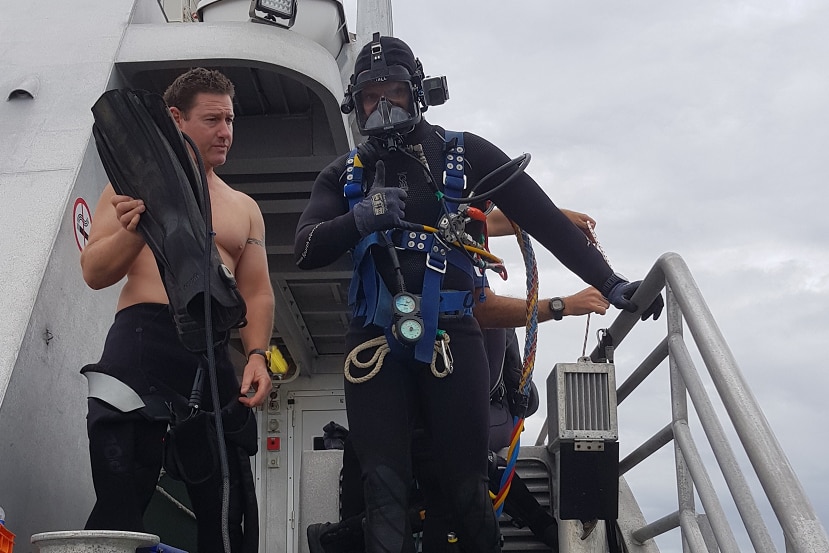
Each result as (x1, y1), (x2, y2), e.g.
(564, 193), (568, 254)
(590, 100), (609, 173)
(398, 317), (424, 343)
(393, 292), (423, 345)
(394, 292), (418, 315)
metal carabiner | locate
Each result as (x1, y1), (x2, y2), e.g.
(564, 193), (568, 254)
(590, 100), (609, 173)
(485, 262), (509, 281)
(440, 336), (454, 374)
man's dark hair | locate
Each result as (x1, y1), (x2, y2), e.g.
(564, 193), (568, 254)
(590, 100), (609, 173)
(163, 67), (235, 114)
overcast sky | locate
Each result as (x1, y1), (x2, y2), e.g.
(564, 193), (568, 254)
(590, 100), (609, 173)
(349, 1), (829, 551)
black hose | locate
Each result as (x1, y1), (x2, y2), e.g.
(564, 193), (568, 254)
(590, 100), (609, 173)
(441, 153), (531, 204)
(183, 132), (232, 553)
(381, 232), (407, 294)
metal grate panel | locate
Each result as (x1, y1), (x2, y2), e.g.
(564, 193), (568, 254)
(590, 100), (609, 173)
(548, 361), (618, 442)
(565, 371), (611, 432)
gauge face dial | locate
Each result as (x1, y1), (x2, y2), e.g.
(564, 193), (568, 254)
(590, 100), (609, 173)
(395, 294), (417, 314)
(399, 318), (423, 341)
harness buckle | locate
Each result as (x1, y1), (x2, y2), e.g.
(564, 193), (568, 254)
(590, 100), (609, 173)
(442, 172), (467, 191)
(425, 252), (446, 273)
(425, 238), (449, 274)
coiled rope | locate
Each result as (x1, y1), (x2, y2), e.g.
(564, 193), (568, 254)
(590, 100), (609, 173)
(344, 333), (453, 384)
(492, 223), (539, 517)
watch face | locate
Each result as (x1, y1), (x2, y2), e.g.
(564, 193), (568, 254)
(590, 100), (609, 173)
(552, 298), (565, 311)
(399, 318), (424, 341)
(395, 294), (417, 314)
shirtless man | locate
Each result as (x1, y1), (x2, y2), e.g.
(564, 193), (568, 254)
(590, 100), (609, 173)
(80, 68), (274, 552)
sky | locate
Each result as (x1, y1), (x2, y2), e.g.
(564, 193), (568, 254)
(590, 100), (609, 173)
(346, 1), (829, 551)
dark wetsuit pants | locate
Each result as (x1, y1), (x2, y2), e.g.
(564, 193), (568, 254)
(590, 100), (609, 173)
(344, 315), (500, 553)
(84, 303), (249, 553)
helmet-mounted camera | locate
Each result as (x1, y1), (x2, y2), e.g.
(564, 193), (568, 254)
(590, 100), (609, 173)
(421, 75), (449, 107)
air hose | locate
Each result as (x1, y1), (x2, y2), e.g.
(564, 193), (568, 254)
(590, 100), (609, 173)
(184, 133), (232, 553)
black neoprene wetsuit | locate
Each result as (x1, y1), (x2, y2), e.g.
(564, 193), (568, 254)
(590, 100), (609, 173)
(294, 119), (615, 553)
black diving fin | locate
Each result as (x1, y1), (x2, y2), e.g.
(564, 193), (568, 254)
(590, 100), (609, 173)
(91, 88), (247, 352)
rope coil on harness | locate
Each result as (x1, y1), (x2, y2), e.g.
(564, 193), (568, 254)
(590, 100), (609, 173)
(344, 337), (388, 384)
(492, 223), (538, 517)
(344, 333), (453, 384)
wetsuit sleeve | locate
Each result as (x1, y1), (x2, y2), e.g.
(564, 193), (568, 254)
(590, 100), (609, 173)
(501, 328), (522, 395)
(294, 158), (362, 269)
(503, 329), (539, 418)
(463, 132), (614, 290)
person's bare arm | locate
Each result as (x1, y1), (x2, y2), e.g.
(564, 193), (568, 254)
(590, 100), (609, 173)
(561, 209), (597, 243)
(80, 184), (147, 289)
(473, 286), (608, 328)
(234, 197), (276, 408)
(485, 208), (515, 237)
(486, 208), (596, 243)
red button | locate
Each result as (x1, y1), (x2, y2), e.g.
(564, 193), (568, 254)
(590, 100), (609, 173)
(267, 436), (281, 451)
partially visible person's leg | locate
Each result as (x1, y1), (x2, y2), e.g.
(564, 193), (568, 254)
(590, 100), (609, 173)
(344, 322), (419, 553)
(421, 317), (501, 553)
(85, 399), (166, 531)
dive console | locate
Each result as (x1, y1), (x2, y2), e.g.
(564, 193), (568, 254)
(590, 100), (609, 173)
(393, 291), (424, 344)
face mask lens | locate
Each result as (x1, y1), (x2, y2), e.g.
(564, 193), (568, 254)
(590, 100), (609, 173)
(353, 78), (419, 136)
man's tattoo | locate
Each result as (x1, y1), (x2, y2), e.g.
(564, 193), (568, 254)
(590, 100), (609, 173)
(246, 237), (265, 247)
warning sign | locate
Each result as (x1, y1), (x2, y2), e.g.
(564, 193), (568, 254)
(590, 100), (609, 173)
(74, 197), (91, 251)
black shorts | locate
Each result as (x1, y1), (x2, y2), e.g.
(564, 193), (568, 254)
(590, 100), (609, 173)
(86, 302), (238, 407)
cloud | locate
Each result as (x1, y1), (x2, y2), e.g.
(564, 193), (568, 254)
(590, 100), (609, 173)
(389, 0), (829, 546)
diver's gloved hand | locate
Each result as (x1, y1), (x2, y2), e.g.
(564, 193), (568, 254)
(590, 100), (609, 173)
(352, 161), (407, 237)
(356, 138), (385, 168)
(640, 293), (664, 321)
(601, 273), (664, 321)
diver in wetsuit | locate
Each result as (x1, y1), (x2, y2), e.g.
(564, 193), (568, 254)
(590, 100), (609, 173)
(294, 34), (663, 553)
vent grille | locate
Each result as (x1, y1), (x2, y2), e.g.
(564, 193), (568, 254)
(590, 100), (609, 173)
(565, 371), (611, 432)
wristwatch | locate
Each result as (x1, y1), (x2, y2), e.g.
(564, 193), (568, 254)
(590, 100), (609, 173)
(549, 297), (565, 321)
(248, 348), (269, 363)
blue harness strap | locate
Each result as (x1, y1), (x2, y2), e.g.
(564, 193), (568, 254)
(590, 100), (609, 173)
(443, 130), (465, 214)
(348, 231), (393, 329)
(386, 230), (474, 362)
(344, 148), (365, 210)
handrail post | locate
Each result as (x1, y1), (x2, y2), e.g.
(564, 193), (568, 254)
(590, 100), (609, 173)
(666, 284), (695, 553)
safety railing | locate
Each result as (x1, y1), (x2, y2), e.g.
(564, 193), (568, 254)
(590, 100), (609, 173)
(553, 252), (829, 553)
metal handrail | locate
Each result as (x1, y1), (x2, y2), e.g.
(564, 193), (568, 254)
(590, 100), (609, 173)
(589, 252), (829, 553)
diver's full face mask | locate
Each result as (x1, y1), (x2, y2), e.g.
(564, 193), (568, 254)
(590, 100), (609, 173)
(352, 66), (421, 137)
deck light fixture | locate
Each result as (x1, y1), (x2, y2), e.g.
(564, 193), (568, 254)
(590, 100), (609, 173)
(250, 0), (297, 28)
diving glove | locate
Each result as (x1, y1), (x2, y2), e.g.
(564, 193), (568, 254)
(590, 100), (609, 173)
(355, 137), (386, 169)
(352, 160), (407, 237)
(601, 273), (664, 321)
(91, 88), (247, 352)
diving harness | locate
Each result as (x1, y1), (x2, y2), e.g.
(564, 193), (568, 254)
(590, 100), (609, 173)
(343, 131), (530, 382)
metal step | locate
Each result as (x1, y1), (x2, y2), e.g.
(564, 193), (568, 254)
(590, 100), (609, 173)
(498, 455), (555, 553)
